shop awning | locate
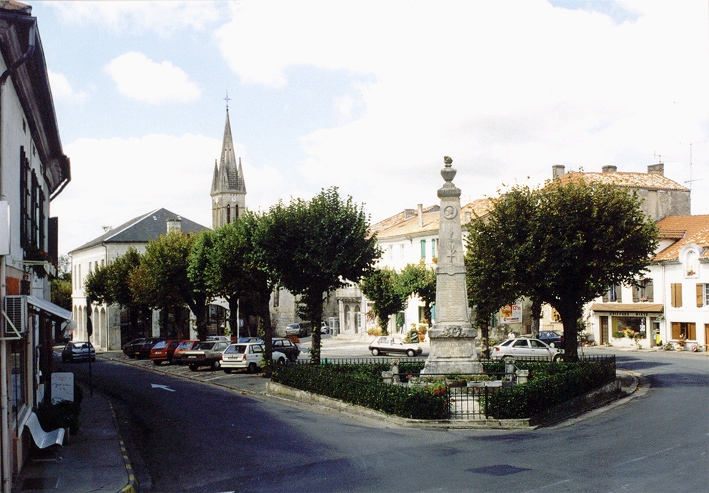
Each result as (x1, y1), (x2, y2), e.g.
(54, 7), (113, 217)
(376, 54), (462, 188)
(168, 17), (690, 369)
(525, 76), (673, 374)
(27, 295), (73, 322)
(590, 303), (664, 314)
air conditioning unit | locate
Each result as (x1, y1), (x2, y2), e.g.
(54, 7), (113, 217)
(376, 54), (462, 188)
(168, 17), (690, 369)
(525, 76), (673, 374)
(4, 295), (27, 337)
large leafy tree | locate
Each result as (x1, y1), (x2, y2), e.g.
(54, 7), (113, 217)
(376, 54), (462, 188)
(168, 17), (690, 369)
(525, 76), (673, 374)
(258, 187), (379, 364)
(360, 267), (406, 335)
(138, 231), (214, 340)
(398, 263), (436, 326)
(466, 179), (658, 360)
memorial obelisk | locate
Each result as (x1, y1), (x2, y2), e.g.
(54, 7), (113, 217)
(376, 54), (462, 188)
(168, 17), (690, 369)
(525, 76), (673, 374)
(422, 156), (481, 375)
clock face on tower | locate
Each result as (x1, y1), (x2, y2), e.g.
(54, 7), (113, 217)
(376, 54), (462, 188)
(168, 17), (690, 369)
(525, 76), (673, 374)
(231, 195), (237, 202)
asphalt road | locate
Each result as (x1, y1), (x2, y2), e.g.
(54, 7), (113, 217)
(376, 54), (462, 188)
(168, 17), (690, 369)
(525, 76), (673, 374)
(59, 347), (709, 493)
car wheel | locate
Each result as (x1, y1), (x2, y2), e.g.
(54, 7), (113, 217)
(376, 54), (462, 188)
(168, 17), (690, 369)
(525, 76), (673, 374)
(224, 368), (232, 374)
(189, 365), (198, 371)
(406, 349), (415, 357)
(371, 348), (380, 356)
(153, 360), (161, 366)
(211, 360), (221, 370)
(277, 357), (286, 365)
(247, 362), (258, 374)
(553, 354), (563, 362)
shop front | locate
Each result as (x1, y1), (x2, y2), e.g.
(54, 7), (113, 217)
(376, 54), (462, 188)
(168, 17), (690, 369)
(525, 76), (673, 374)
(590, 303), (664, 348)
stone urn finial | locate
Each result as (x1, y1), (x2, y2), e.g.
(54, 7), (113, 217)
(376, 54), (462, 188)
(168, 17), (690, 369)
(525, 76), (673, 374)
(441, 156), (456, 182)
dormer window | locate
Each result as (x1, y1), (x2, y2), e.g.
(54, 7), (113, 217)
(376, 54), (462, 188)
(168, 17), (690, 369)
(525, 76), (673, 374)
(685, 249), (698, 278)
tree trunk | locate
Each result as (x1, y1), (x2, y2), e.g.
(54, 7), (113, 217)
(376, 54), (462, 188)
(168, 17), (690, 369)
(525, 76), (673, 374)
(557, 303), (582, 361)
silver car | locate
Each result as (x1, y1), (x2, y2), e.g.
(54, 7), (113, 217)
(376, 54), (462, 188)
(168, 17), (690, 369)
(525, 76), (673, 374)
(491, 337), (563, 362)
(61, 341), (96, 362)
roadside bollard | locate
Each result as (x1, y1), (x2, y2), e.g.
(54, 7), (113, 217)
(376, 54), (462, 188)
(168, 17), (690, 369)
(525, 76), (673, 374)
(516, 369), (529, 384)
(390, 360), (400, 385)
(382, 371), (393, 385)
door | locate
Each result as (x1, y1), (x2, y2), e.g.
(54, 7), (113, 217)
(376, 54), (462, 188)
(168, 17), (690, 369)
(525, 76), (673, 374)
(600, 316), (608, 345)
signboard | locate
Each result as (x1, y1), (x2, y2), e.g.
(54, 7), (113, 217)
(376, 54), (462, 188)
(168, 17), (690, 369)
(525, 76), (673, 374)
(51, 372), (74, 404)
(500, 304), (522, 324)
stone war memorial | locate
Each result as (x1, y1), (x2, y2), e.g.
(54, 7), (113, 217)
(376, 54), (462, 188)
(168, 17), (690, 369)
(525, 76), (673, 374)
(422, 156), (482, 375)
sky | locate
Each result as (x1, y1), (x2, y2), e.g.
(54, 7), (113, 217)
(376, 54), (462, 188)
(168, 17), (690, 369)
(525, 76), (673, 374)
(29, 0), (709, 256)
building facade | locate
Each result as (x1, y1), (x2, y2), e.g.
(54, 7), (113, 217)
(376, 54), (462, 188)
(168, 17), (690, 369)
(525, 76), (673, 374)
(0, 3), (72, 490)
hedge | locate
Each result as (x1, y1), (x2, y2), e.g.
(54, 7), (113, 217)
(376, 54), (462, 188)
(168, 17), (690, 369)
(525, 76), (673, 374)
(272, 364), (448, 419)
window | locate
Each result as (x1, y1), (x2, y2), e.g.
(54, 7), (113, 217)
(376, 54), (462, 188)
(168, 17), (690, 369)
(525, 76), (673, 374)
(420, 240), (426, 259)
(603, 284), (622, 302)
(19, 147), (46, 253)
(698, 284), (709, 307)
(633, 279), (654, 302)
(671, 283), (683, 308)
(400, 244), (405, 258)
(685, 250), (698, 277)
(671, 322), (696, 340)
(226, 205), (231, 224)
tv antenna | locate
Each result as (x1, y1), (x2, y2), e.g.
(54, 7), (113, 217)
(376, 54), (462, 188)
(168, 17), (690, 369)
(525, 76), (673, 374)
(680, 142), (705, 190)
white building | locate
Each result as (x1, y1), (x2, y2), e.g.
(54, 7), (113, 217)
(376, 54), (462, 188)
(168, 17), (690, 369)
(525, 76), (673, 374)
(0, 2), (72, 490)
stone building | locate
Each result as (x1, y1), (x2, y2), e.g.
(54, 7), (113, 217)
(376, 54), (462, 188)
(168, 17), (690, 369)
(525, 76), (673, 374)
(0, 2), (72, 489)
(211, 107), (246, 229)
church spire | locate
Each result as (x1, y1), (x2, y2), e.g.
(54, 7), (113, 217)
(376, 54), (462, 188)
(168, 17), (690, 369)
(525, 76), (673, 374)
(211, 95), (247, 228)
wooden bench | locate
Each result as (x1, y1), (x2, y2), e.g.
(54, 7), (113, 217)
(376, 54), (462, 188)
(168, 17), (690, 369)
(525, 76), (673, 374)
(24, 412), (65, 460)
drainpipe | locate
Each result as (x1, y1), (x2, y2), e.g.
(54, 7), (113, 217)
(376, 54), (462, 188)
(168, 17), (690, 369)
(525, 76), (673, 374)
(0, 15), (38, 493)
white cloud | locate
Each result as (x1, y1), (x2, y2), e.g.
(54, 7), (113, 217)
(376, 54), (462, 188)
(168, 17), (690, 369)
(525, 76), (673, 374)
(52, 133), (291, 253)
(104, 52), (201, 104)
(216, 0), (709, 220)
(47, 70), (88, 103)
(46, 1), (224, 37)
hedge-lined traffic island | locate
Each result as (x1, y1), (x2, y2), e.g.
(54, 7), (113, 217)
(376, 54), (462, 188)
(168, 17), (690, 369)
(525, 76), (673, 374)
(270, 356), (620, 425)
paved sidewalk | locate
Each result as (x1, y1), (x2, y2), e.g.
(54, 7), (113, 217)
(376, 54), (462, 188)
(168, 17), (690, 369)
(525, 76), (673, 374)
(12, 384), (136, 493)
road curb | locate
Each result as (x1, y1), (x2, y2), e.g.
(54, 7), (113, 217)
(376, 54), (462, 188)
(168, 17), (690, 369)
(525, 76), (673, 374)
(107, 400), (139, 493)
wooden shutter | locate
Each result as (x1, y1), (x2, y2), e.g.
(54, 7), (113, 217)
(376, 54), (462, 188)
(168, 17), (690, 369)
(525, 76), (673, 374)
(697, 284), (704, 307)
(671, 283), (683, 308)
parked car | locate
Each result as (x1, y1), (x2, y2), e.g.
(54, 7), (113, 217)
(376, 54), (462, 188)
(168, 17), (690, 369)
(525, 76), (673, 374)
(537, 330), (564, 348)
(491, 337), (563, 362)
(122, 338), (146, 358)
(124, 337), (163, 359)
(368, 336), (422, 357)
(179, 340), (230, 371)
(285, 323), (310, 337)
(171, 340), (199, 366)
(150, 340), (183, 365)
(61, 341), (96, 362)
(206, 335), (230, 342)
(237, 337), (263, 343)
(271, 337), (300, 361)
(320, 322), (329, 334)
(221, 342), (287, 374)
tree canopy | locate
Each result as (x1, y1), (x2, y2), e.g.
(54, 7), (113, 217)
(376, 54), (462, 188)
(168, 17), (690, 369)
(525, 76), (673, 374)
(360, 267), (406, 335)
(465, 179), (658, 360)
(398, 263), (436, 326)
(258, 187), (379, 363)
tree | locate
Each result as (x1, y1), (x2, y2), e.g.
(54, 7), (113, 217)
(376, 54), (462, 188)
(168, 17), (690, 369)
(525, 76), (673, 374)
(138, 231), (214, 340)
(258, 187), (379, 364)
(398, 263), (436, 326)
(466, 179), (658, 360)
(360, 267), (406, 335)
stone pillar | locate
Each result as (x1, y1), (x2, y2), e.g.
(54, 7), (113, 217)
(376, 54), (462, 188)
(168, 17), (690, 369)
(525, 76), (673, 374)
(422, 157), (482, 375)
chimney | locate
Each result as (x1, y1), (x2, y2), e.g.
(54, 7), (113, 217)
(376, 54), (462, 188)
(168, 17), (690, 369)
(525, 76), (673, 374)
(602, 165), (618, 173)
(166, 217), (182, 233)
(417, 204), (423, 228)
(647, 163), (664, 176)
(552, 165), (565, 179)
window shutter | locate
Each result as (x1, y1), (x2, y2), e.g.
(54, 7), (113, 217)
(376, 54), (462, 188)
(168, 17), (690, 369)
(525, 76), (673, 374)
(697, 284), (704, 307)
(671, 283), (683, 308)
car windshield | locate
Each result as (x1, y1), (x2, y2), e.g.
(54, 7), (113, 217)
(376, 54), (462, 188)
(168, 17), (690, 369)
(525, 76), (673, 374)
(196, 342), (215, 350)
(152, 341), (168, 349)
(176, 342), (194, 350)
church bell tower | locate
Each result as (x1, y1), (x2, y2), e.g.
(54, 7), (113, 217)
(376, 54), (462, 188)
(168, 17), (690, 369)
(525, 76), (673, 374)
(211, 96), (246, 229)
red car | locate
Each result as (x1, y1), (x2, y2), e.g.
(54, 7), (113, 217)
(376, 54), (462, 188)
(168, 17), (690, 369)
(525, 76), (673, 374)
(150, 340), (183, 365)
(170, 340), (199, 366)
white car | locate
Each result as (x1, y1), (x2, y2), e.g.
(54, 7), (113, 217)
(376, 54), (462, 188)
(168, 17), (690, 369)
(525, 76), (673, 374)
(368, 336), (422, 357)
(491, 337), (563, 362)
(221, 342), (287, 374)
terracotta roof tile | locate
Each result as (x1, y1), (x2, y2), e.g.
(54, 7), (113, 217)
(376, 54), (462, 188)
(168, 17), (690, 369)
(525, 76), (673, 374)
(556, 171), (688, 191)
(654, 215), (709, 261)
